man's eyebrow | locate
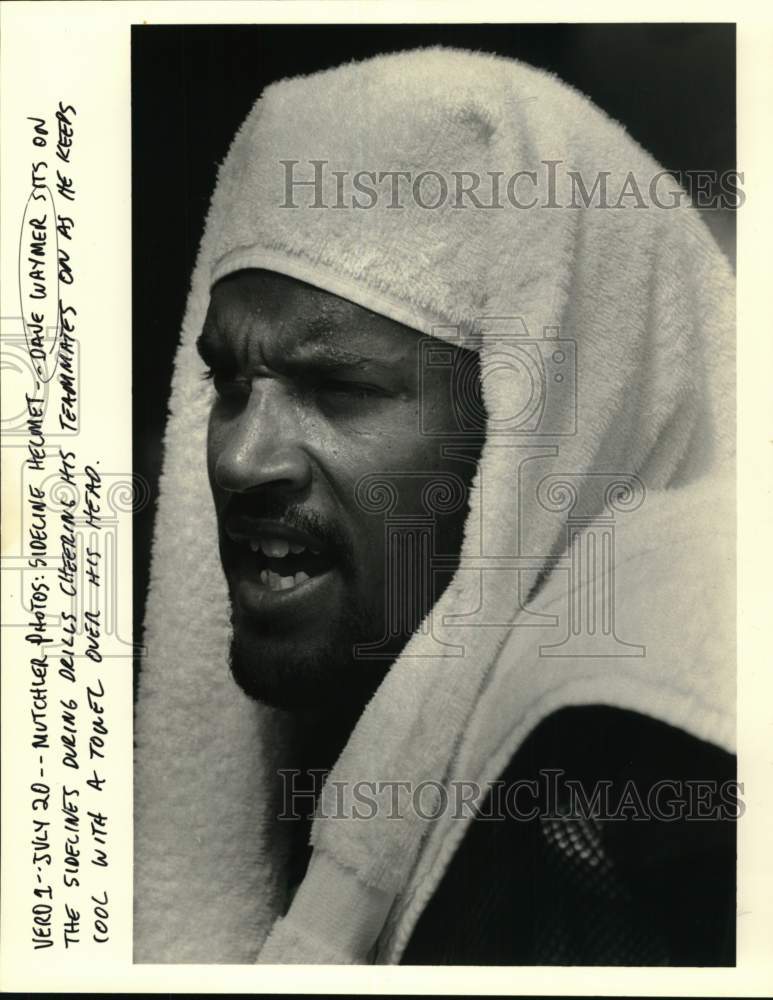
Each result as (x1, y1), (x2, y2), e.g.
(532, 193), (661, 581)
(195, 312), (401, 370)
(294, 317), (395, 369)
(290, 344), (375, 370)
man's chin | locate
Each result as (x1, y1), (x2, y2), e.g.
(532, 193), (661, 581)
(228, 633), (390, 711)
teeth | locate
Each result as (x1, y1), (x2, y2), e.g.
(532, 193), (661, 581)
(249, 536), (315, 558)
(259, 569), (312, 591)
(248, 534), (322, 578)
(262, 538), (290, 558)
(263, 570), (295, 592)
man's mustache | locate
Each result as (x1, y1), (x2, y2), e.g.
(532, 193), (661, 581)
(220, 494), (354, 565)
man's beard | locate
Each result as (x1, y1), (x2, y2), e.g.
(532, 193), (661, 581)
(228, 594), (391, 711)
(224, 501), (463, 712)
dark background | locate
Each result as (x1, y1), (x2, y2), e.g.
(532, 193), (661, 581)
(132, 23), (736, 654)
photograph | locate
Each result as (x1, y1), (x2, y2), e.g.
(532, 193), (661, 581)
(131, 23), (738, 967)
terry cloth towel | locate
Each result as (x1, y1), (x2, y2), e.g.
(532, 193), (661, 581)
(134, 47), (735, 965)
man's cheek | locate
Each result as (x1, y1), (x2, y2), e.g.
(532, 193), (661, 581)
(205, 421), (219, 487)
(347, 523), (387, 602)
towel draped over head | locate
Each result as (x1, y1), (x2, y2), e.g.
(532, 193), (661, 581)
(134, 47), (735, 964)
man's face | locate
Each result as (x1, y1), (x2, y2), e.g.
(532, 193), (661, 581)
(199, 270), (482, 710)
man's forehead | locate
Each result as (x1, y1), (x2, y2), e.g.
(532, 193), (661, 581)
(202, 269), (423, 362)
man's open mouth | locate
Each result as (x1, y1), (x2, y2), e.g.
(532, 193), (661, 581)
(225, 519), (336, 596)
(247, 535), (332, 592)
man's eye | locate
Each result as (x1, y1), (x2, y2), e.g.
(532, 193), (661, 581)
(201, 368), (247, 399)
(321, 380), (383, 401)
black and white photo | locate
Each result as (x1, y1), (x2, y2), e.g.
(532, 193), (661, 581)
(132, 24), (738, 967)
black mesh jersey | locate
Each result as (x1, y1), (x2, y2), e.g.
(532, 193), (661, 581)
(401, 705), (736, 966)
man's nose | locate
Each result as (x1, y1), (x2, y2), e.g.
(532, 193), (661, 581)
(212, 379), (313, 495)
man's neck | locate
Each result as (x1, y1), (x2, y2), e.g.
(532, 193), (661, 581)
(291, 695), (368, 784)
(278, 678), (387, 888)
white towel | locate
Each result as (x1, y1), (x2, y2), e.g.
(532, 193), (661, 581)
(134, 47), (735, 964)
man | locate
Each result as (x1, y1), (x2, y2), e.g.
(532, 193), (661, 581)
(198, 268), (482, 721)
(135, 48), (736, 965)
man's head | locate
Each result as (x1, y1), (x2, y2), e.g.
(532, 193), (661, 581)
(198, 269), (484, 710)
